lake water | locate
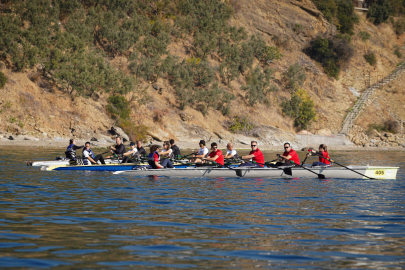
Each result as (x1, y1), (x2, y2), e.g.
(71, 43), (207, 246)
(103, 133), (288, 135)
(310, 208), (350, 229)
(1, 147), (404, 269)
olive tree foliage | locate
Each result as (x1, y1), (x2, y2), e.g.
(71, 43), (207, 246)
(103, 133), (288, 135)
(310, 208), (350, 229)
(241, 67), (278, 106)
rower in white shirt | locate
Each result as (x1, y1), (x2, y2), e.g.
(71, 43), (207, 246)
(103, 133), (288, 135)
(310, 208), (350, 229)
(224, 143), (238, 159)
(190, 140), (209, 163)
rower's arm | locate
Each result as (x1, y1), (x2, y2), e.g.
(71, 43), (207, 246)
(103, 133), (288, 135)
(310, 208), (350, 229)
(205, 155), (219, 162)
(280, 154), (292, 160)
(242, 154), (255, 160)
(87, 156), (97, 164)
(155, 161), (164, 168)
(224, 153), (234, 159)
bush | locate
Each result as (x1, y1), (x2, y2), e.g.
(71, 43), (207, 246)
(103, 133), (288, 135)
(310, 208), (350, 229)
(394, 45), (403, 58)
(393, 17), (405, 35)
(121, 120), (149, 142)
(313, 0), (358, 34)
(304, 35), (354, 79)
(336, 0), (358, 35)
(359, 31), (371, 41)
(241, 67), (278, 106)
(229, 115), (254, 135)
(0, 71), (7, 89)
(364, 51), (377, 65)
(281, 89), (316, 130)
(367, 120), (399, 134)
(367, 0), (391, 25)
(106, 95), (131, 121)
(282, 63), (306, 91)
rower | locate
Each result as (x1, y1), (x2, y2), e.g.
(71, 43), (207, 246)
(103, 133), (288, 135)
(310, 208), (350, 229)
(65, 138), (84, 163)
(309, 144), (332, 167)
(136, 140), (147, 157)
(160, 141), (174, 158)
(121, 142), (139, 163)
(106, 136), (126, 159)
(82, 142), (106, 165)
(147, 145), (174, 169)
(170, 139), (181, 159)
(239, 141), (264, 167)
(275, 142), (300, 166)
(224, 143), (238, 160)
(204, 142), (224, 167)
(190, 140), (209, 163)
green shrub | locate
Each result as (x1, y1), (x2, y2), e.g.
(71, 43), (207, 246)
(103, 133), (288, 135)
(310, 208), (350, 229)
(0, 71), (6, 89)
(264, 46), (283, 63)
(107, 95), (131, 121)
(281, 89), (316, 130)
(336, 0), (358, 35)
(282, 63), (306, 91)
(359, 31), (370, 41)
(367, 0), (391, 25)
(364, 51), (377, 65)
(393, 17), (405, 35)
(241, 67), (278, 106)
(312, 0), (358, 35)
(394, 45), (403, 58)
(367, 120), (399, 134)
(304, 35), (354, 79)
(229, 115), (254, 134)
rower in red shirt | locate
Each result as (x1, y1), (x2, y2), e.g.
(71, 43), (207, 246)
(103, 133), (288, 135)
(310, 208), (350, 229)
(240, 141), (265, 167)
(310, 144), (332, 167)
(204, 142), (224, 166)
(276, 142), (300, 166)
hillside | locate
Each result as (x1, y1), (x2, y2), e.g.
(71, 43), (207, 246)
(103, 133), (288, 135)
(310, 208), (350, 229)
(0, 0), (404, 148)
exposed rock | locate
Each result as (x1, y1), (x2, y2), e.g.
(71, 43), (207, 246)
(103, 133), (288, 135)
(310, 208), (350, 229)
(152, 84), (164, 94)
(0, 61), (6, 71)
(297, 130), (313, 135)
(147, 129), (169, 142)
(179, 112), (193, 121)
(24, 136), (39, 141)
(109, 126), (130, 142)
(8, 135), (14, 140)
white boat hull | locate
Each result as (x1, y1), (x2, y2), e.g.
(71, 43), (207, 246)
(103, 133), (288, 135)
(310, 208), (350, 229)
(114, 166), (399, 179)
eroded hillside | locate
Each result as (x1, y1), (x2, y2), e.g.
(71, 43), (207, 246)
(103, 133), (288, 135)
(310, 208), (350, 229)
(0, 0), (404, 147)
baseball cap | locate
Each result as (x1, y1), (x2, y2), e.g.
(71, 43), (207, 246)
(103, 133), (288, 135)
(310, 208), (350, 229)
(130, 142), (135, 146)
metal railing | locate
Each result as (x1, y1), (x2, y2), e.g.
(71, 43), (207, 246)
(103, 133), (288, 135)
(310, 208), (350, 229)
(339, 62), (405, 134)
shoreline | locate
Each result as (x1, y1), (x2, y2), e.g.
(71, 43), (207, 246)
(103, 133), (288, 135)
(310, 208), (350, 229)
(0, 138), (401, 151)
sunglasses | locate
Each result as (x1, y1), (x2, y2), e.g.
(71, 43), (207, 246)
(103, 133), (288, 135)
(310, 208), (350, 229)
(213, 146), (217, 149)
(284, 146), (290, 149)
(251, 144), (257, 147)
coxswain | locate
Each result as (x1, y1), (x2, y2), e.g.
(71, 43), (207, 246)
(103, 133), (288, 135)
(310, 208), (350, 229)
(204, 142), (224, 167)
(121, 142), (139, 163)
(190, 140), (209, 163)
(239, 141), (265, 167)
(136, 140), (147, 157)
(224, 142), (238, 159)
(65, 138), (84, 162)
(170, 139), (181, 159)
(82, 142), (106, 165)
(310, 144), (332, 167)
(275, 142), (300, 166)
(106, 136), (126, 159)
(147, 145), (174, 169)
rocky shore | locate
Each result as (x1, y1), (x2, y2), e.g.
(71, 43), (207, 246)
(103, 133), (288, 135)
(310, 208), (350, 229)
(348, 125), (405, 148)
(1, 125), (401, 151)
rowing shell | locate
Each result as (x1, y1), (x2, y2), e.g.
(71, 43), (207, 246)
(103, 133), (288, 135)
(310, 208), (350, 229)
(113, 166), (399, 179)
(27, 158), (121, 167)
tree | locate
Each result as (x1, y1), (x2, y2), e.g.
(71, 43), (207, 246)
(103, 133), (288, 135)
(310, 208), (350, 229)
(367, 0), (391, 24)
(282, 63), (307, 91)
(241, 67), (278, 106)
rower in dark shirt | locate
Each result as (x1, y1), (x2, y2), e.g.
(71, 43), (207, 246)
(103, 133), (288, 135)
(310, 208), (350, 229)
(65, 138), (84, 161)
(106, 137), (126, 158)
(136, 140), (147, 157)
(170, 139), (181, 158)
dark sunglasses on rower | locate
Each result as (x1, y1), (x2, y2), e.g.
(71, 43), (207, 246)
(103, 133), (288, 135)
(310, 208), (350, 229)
(251, 144), (257, 147)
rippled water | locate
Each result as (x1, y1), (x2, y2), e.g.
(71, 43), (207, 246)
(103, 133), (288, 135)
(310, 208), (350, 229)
(1, 147), (405, 269)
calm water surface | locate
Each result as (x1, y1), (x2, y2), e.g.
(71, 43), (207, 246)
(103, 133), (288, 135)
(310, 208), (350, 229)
(0, 147), (404, 269)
